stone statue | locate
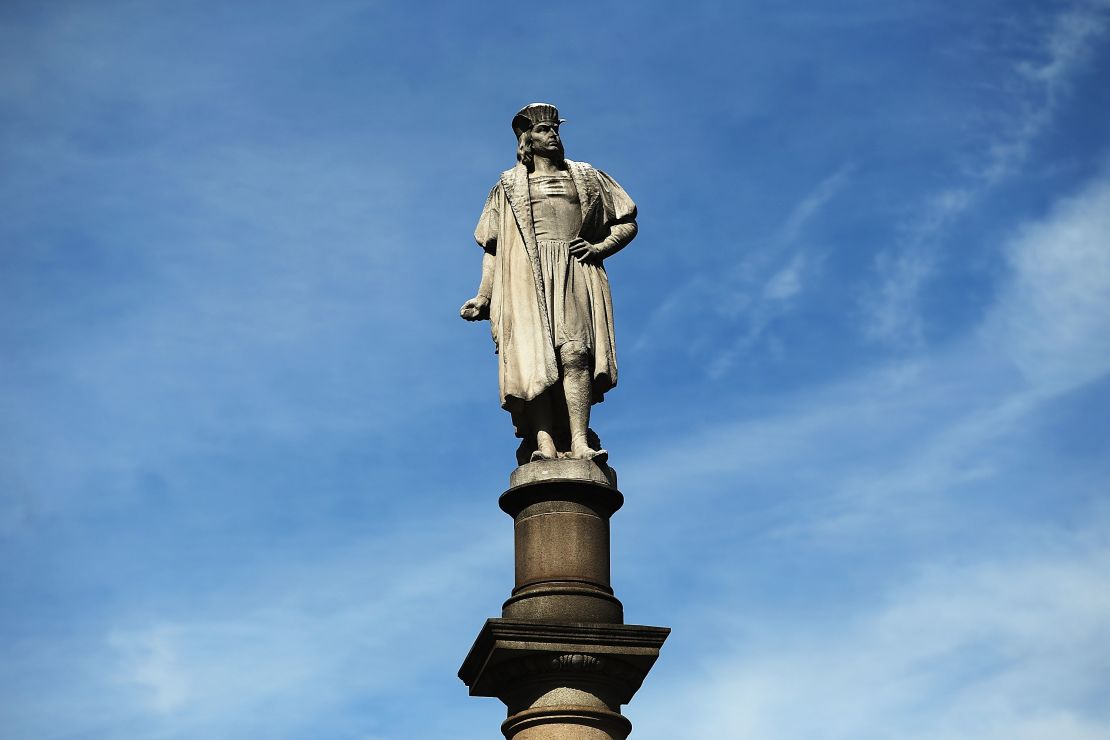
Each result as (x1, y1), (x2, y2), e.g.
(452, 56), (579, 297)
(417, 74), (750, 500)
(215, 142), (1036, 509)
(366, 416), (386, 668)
(460, 103), (638, 466)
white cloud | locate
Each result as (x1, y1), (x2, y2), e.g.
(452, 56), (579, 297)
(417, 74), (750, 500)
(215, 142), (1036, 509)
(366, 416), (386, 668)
(625, 167), (1110, 542)
(1021, 1), (1110, 93)
(634, 540), (1110, 740)
(862, 248), (934, 346)
(109, 628), (190, 713)
(707, 253), (813, 377)
(698, 164), (852, 376)
(763, 254), (805, 301)
(95, 515), (506, 737)
(781, 165), (854, 243)
(632, 164), (848, 364)
(617, 167), (1110, 740)
(985, 175), (1110, 394)
(862, 1), (1110, 347)
(985, 0), (1109, 183)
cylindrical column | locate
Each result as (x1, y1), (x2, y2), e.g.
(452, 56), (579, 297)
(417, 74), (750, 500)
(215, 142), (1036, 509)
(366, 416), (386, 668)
(503, 706), (632, 740)
(459, 461), (669, 740)
(495, 653), (637, 740)
(499, 472), (624, 623)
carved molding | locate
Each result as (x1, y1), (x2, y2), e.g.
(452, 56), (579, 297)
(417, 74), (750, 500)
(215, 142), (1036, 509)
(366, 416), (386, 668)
(488, 651), (643, 690)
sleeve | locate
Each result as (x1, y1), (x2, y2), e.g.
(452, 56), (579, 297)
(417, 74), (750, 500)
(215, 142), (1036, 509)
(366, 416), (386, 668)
(596, 169), (637, 225)
(473, 183), (501, 253)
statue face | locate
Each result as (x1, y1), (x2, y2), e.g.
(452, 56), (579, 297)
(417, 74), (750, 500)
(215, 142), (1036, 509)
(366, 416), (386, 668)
(530, 122), (564, 158)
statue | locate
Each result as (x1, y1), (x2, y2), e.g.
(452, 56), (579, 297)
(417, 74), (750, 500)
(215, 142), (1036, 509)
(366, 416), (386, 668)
(460, 103), (638, 466)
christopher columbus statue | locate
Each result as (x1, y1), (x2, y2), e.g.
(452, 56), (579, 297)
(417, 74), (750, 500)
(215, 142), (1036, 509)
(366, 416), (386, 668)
(460, 103), (638, 466)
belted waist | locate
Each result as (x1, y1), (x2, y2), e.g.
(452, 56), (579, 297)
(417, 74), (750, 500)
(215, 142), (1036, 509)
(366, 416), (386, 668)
(537, 239), (575, 249)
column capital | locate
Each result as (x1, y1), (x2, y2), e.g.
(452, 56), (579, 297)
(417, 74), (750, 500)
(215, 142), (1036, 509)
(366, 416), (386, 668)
(460, 618), (670, 702)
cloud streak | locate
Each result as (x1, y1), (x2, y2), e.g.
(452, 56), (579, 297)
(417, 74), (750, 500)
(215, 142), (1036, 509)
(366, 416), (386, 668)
(634, 536), (1110, 740)
(1, 3), (1108, 739)
(618, 159), (1110, 740)
(862, 0), (1110, 346)
(5, 510), (508, 739)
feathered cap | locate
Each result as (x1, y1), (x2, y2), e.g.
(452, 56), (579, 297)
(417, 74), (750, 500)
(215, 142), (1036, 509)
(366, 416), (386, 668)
(512, 103), (566, 139)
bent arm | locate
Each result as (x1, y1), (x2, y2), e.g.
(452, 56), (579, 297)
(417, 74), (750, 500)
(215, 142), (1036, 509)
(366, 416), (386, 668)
(595, 220), (637, 260)
(592, 168), (637, 261)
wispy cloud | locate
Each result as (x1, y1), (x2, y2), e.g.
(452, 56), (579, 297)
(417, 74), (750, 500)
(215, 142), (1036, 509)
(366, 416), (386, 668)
(977, 2), (1110, 184)
(984, 174), (1110, 392)
(763, 253), (806, 302)
(633, 164), (849, 371)
(707, 252), (817, 378)
(612, 167), (1110, 740)
(5, 512), (506, 739)
(861, 0), (1110, 346)
(626, 165), (1110, 516)
(634, 537), (1110, 740)
(781, 164), (855, 243)
(861, 248), (934, 346)
(109, 628), (190, 713)
(2, 3), (1107, 739)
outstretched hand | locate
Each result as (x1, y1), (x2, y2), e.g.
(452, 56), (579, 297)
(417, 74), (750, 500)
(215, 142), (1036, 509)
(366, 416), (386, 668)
(569, 238), (602, 265)
(460, 295), (490, 321)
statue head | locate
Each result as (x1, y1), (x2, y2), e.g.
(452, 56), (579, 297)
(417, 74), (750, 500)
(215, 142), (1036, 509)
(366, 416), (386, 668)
(513, 102), (566, 169)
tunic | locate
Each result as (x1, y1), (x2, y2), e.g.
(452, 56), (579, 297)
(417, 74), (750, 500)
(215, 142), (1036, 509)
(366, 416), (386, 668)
(473, 160), (637, 437)
(530, 172), (592, 354)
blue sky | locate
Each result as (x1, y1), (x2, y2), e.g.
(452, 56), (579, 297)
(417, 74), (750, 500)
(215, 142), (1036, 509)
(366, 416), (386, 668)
(2, 1), (1109, 738)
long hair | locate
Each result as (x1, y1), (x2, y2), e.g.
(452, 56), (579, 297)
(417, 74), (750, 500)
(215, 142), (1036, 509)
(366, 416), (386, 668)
(516, 129), (565, 171)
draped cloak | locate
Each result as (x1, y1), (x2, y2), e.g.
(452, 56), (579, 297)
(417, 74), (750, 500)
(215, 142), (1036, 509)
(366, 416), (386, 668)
(473, 160), (637, 437)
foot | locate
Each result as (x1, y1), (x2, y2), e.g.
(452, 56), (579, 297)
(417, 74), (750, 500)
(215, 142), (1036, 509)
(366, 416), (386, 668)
(570, 435), (608, 464)
(532, 432), (558, 462)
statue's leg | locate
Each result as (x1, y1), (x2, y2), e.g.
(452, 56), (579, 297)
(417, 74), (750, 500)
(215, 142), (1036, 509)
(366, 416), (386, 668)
(560, 343), (606, 461)
(527, 392), (559, 461)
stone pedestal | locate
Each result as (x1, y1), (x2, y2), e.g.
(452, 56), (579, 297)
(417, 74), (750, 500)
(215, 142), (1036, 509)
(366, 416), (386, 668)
(461, 460), (669, 739)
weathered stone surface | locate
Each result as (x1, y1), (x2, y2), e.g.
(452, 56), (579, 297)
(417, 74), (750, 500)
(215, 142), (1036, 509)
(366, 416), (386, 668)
(461, 467), (669, 736)
(500, 466), (624, 623)
(510, 458), (617, 489)
(460, 619), (669, 739)
(504, 707), (632, 740)
(458, 104), (667, 740)
(460, 103), (638, 466)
